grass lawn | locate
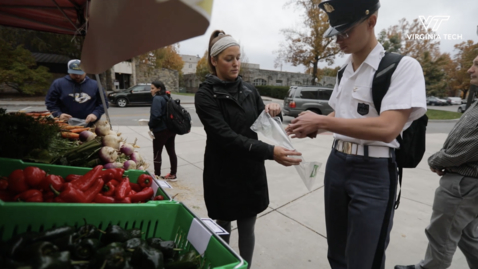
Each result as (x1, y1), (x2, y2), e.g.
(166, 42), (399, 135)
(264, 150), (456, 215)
(426, 109), (462, 120)
(173, 92), (195, 96)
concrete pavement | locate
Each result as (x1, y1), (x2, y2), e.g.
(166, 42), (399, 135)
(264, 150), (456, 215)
(0, 96), (468, 268)
(116, 125), (467, 269)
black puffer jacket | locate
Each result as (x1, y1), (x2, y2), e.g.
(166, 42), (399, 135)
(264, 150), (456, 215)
(195, 75), (275, 221)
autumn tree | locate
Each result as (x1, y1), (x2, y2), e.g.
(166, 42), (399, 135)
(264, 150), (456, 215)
(452, 40), (478, 99)
(138, 44), (184, 73)
(195, 50), (209, 82)
(307, 66), (341, 82)
(420, 51), (448, 97)
(275, 0), (341, 85)
(0, 39), (52, 95)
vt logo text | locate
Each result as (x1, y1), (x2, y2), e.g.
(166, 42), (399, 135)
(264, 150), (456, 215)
(418, 16), (450, 31)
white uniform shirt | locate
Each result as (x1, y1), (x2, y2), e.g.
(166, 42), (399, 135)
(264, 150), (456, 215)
(328, 43), (427, 149)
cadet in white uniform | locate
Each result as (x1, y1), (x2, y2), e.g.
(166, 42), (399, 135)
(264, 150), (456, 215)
(286, 0), (427, 268)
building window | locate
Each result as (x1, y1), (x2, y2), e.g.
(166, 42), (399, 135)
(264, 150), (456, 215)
(189, 64), (192, 68)
(294, 81), (302, 85)
(276, 80), (283, 85)
(253, 78), (267, 86)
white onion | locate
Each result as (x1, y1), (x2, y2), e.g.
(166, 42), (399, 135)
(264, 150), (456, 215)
(123, 160), (137, 170)
(99, 146), (118, 163)
(102, 135), (120, 150)
(95, 120), (111, 136)
(79, 131), (97, 142)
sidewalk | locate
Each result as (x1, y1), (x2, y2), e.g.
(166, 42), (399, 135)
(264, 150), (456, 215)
(118, 125), (467, 269)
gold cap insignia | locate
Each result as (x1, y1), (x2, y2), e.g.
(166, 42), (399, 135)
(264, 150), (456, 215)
(365, 9), (369, 15)
(324, 3), (335, 13)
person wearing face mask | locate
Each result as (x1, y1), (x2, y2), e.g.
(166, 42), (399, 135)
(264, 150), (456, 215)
(148, 80), (178, 181)
(45, 59), (107, 126)
(194, 30), (303, 269)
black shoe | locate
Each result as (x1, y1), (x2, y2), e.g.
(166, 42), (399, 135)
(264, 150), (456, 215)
(394, 266), (416, 269)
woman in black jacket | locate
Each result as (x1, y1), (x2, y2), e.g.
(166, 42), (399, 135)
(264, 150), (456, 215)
(149, 81), (177, 181)
(195, 30), (302, 268)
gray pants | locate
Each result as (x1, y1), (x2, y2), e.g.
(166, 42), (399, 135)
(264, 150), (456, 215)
(217, 216), (257, 269)
(324, 149), (397, 269)
(418, 173), (478, 269)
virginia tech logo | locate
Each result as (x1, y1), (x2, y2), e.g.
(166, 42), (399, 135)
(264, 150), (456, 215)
(418, 16), (450, 31)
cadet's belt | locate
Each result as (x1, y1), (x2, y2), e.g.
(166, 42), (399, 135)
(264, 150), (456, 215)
(334, 140), (391, 158)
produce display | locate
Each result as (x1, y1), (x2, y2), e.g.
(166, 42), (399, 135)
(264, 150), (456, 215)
(0, 221), (201, 269)
(0, 165), (163, 203)
(0, 109), (148, 169)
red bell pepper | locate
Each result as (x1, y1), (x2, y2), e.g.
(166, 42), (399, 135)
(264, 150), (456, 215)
(65, 174), (82, 182)
(40, 174), (65, 192)
(110, 168), (125, 181)
(70, 165), (103, 191)
(54, 196), (64, 202)
(130, 187), (154, 203)
(129, 182), (142, 192)
(137, 174), (153, 189)
(99, 169), (115, 183)
(23, 166), (46, 188)
(0, 190), (14, 202)
(101, 181), (116, 196)
(43, 192), (55, 202)
(115, 197), (131, 203)
(153, 195), (164, 201)
(14, 189), (43, 202)
(115, 177), (131, 200)
(128, 190), (136, 196)
(94, 193), (115, 203)
(0, 177), (8, 190)
(7, 169), (29, 194)
(109, 179), (119, 186)
(55, 178), (104, 203)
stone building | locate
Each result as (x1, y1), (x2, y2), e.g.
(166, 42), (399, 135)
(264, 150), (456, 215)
(180, 54), (201, 74)
(182, 63), (336, 92)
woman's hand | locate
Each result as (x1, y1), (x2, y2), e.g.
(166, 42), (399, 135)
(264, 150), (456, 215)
(59, 113), (72, 121)
(273, 146), (302, 167)
(265, 103), (281, 117)
(430, 166), (446, 176)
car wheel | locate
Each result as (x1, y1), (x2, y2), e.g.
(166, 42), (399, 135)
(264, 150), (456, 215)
(307, 108), (322, 115)
(116, 98), (128, 107)
(458, 107), (463, 113)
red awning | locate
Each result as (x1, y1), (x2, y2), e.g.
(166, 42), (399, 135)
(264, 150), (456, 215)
(0, 0), (89, 35)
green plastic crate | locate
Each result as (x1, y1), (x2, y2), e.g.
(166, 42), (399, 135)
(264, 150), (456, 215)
(0, 157), (170, 201)
(0, 201), (247, 269)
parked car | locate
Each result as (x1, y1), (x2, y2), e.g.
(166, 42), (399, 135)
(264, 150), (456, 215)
(446, 97), (462, 105)
(457, 104), (467, 113)
(108, 84), (152, 107)
(283, 86), (334, 117)
(426, 96), (448, 106)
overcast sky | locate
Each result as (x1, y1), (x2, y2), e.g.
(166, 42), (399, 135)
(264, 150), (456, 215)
(177, 0), (478, 73)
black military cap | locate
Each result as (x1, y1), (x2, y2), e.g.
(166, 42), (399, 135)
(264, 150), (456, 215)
(318, 0), (380, 38)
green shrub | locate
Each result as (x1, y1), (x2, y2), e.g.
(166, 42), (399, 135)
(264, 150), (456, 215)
(256, 85), (289, 100)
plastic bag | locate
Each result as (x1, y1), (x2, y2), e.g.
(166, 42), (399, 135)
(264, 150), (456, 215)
(251, 111), (321, 191)
(68, 117), (88, 127)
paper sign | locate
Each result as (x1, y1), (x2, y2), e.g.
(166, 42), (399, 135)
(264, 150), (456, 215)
(201, 218), (229, 235)
(187, 218), (212, 256)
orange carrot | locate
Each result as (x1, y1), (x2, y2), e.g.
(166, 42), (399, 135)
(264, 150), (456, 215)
(62, 125), (85, 130)
(61, 132), (80, 139)
(68, 128), (90, 133)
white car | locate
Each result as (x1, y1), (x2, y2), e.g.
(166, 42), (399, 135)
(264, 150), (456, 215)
(446, 97), (462, 105)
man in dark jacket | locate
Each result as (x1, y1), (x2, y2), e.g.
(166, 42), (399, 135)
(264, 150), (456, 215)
(45, 59), (107, 125)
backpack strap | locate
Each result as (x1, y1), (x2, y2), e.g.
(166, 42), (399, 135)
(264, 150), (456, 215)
(337, 66), (346, 86)
(372, 52), (404, 211)
(372, 52), (404, 114)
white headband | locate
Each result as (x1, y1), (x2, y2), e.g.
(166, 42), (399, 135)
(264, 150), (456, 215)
(210, 35), (240, 57)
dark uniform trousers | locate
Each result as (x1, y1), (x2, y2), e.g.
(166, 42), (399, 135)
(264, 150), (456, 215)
(324, 144), (398, 269)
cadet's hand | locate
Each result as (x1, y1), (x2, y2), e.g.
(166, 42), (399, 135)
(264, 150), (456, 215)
(430, 166), (446, 176)
(265, 103), (281, 117)
(85, 114), (97, 123)
(273, 146), (302, 167)
(286, 112), (323, 138)
(59, 113), (72, 121)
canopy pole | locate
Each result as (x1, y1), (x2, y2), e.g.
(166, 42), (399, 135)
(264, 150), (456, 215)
(95, 74), (112, 129)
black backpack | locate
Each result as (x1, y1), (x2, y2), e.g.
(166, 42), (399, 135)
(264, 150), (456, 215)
(337, 52), (428, 209)
(163, 95), (191, 135)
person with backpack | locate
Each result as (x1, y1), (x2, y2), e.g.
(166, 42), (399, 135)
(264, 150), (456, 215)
(195, 30), (303, 269)
(149, 80), (178, 181)
(395, 55), (478, 269)
(286, 0), (427, 268)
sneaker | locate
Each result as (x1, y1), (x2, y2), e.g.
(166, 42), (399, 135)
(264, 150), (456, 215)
(395, 266), (417, 269)
(160, 173), (177, 182)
